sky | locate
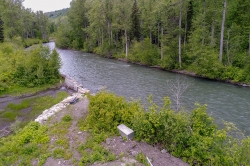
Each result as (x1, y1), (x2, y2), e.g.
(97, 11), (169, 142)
(23, 0), (72, 13)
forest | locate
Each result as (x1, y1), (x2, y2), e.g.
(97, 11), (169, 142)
(54, 0), (250, 83)
(0, 0), (61, 93)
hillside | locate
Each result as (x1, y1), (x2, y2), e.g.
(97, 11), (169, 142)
(45, 8), (69, 20)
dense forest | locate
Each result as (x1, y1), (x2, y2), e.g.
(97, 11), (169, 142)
(0, 0), (50, 46)
(54, 0), (250, 83)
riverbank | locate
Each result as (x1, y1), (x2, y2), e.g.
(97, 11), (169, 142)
(0, 77), (189, 166)
(117, 58), (250, 88)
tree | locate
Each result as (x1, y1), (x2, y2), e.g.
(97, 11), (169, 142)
(219, 0), (226, 62)
(0, 16), (4, 42)
(166, 75), (190, 112)
(130, 0), (140, 41)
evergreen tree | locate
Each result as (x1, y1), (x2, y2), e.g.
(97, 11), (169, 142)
(130, 0), (140, 41)
(0, 16), (4, 42)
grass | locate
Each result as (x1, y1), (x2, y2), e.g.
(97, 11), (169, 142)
(78, 132), (116, 166)
(7, 100), (31, 111)
(0, 93), (117, 166)
(0, 82), (62, 97)
(0, 91), (69, 130)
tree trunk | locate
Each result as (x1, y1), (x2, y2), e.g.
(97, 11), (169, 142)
(178, 0), (182, 68)
(226, 31), (230, 64)
(184, 7), (188, 48)
(211, 20), (215, 46)
(202, 0), (206, 46)
(249, 33), (250, 55)
(125, 29), (129, 59)
(161, 26), (164, 60)
(219, 0), (226, 62)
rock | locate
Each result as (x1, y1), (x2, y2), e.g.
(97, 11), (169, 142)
(78, 132), (82, 135)
(161, 149), (167, 153)
(58, 161), (61, 165)
(131, 150), (138, 156)
(106, 138), (111, 145)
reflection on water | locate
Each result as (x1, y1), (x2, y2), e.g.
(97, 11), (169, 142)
(44, 42), (250, 135)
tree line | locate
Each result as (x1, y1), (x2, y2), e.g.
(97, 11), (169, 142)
(0, 0), (62, 93)
(0, 0), (50, 46)
(55, 0), (250, 83)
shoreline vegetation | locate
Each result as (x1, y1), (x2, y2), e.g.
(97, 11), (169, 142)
(116, 57), (250, 87)
(53, 0), (250, 87)
(1, 89), (250, 165)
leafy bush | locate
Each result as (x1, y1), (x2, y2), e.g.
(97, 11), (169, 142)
(62, 114), (72, 122)
(129, 38), (160, 66)
(0, 122), (49, 165)
(0, 42), (62, 93)
(82, 91), (250, 165)
(83, 91), (141, 133)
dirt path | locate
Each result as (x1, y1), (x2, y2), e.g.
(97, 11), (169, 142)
(42, 97), (188, 166)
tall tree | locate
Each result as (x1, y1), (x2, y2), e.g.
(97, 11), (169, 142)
(219, 0), (226, 62)
(0, 16), (4, 42)
(178, 0), (183, 68)
(130, 0), (140, 41)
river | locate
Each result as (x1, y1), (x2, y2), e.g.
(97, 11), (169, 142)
(45, 42), (250, 135)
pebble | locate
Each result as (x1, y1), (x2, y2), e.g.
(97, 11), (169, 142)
(161, 149), (167, 153)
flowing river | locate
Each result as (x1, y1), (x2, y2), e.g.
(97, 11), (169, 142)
(45, 42), (250, 135)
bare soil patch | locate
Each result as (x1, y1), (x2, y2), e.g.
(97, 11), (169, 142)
(42, 96), (188, 166)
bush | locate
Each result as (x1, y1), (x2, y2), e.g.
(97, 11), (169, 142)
(0, 122), (49, 165)
(82, 91), (141, 133)
(81, 91), (250, 165)
(62, 115), (72, 122)
(129, 38), (160, 66)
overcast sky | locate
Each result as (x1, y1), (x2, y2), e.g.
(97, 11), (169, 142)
(23, 0), (72, 13)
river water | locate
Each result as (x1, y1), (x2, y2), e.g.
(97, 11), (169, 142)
(45, 42), (250, 135)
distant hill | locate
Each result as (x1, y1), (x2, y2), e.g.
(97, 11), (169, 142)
(45, 8), (69, 19)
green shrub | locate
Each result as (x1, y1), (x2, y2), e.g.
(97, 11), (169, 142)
(7, 100), (31, 111)
(62, 114), (72, 122)
(129, 38), (160, 66)
(83, 91), (141, 133)
(0, 122), (49, 165)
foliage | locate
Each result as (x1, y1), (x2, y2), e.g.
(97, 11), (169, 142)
(135, 152), (150, 166)
(129, 38), (160, 66)
(54, 0), (250, 84)
(82, 91), (141, 134)
(0, 16), (3, 42)
(0, 122), (49, 165)
(62, 114), (72, 122)
(0, 42), (61, 93)
(0, 91), (68, 130)
(80, 91), (250, 165)
(78, 132), (115, 165)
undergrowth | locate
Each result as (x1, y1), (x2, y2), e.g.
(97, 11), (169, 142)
(78, 91), (250, 166)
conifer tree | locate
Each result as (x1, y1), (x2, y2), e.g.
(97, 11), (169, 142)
(0, 16), (4, 42)
(130, 0), (140, 41)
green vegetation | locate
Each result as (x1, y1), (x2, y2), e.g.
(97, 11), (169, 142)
(0, 42), (62, 95)
(45, 8), (69, 19)
(0, 91), (68, 129)
(0, 122), (50, 165)
(78, 91), (250, 165)
(135, 152), (150, 166)
(0, 0), (49, 43)
(54, 0), (250, 83)
(78, 132), (116, 165)
(1, 91), (250, 165)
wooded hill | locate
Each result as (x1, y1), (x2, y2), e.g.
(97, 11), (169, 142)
(55, 0), (250, 83)
(45, 8), (69, 19)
